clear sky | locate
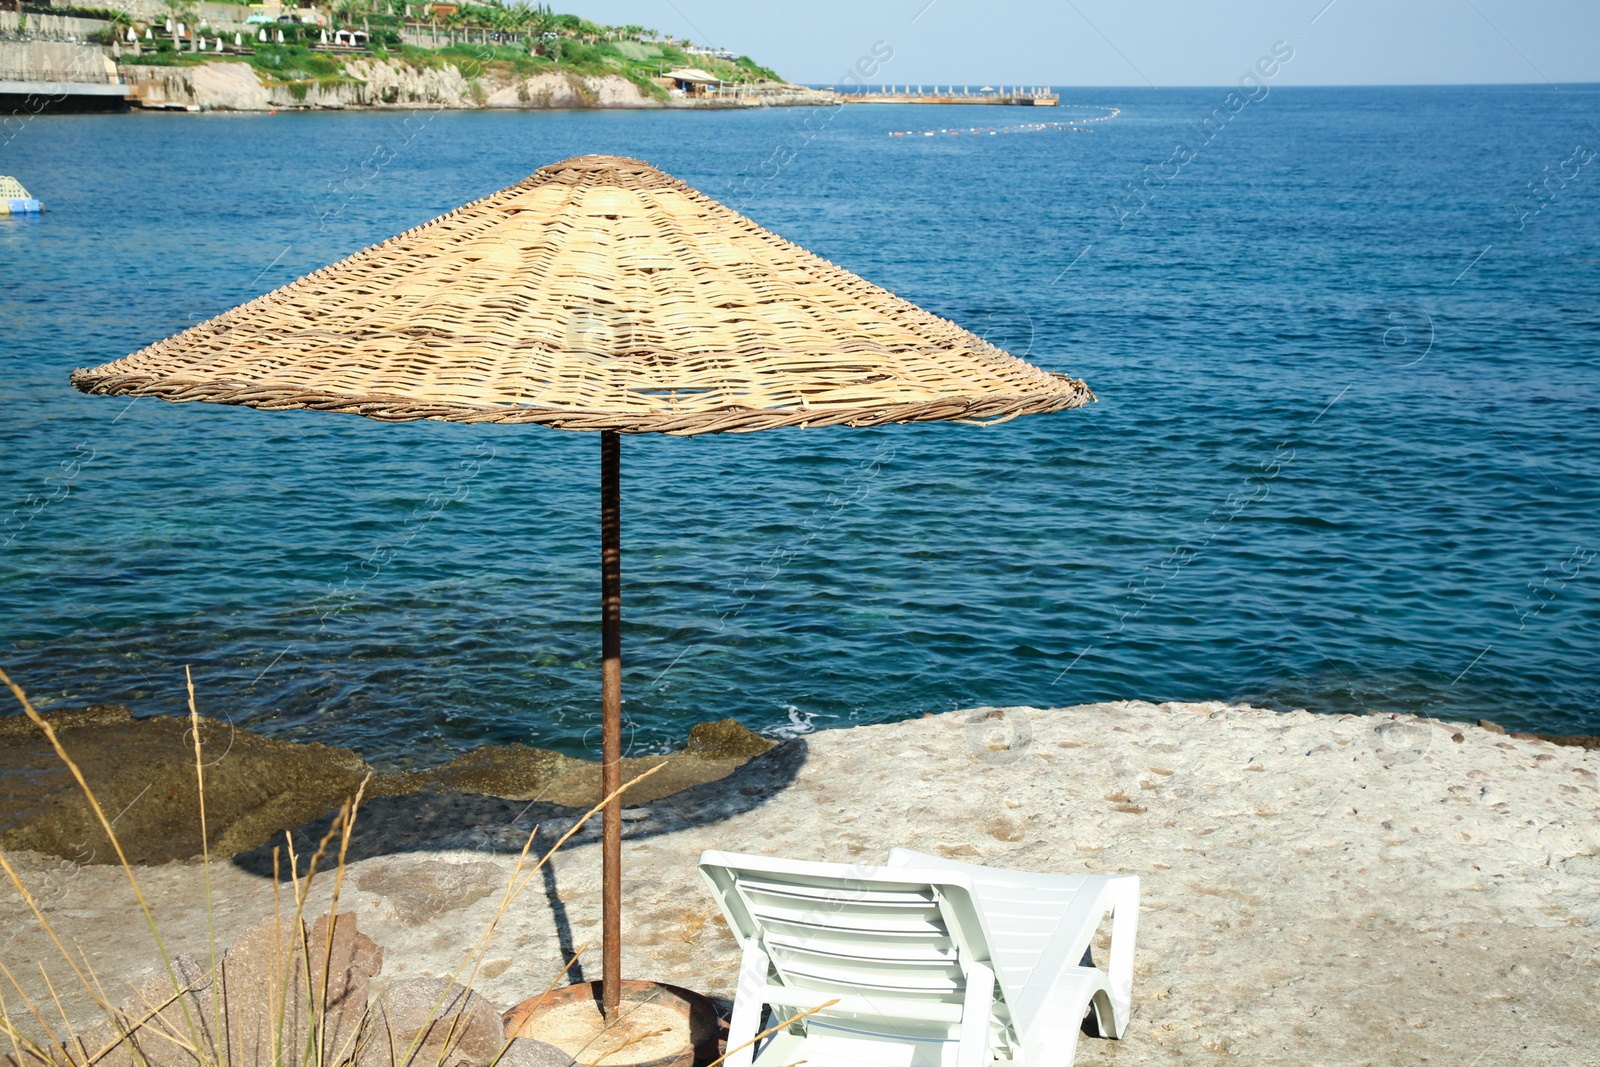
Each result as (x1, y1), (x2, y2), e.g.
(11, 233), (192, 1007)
(571, 0), (1599, 86)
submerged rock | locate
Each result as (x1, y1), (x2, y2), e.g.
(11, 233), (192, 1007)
(0, 704), (369, 865)
(428, 744), (587, 799)
(0, 705), (779, 862)
(684, 718), (777, 760)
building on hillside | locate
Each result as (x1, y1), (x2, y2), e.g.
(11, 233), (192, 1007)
(662, 67), (722, 96)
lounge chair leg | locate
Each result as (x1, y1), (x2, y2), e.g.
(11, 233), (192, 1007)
(724, 940), (770, 1067)
(1027, 964), (1103, 1067)
(1105, 878), (1140, 1038)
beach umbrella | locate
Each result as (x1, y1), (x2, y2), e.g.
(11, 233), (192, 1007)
(69, 155), (1093, 1017)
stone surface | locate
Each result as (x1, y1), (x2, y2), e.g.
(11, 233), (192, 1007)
(495, 1038), (570, 1067)
(357, 978), (502, 1067)
(185, 61), (272, 110)
(54, 912), (380, 1067)
(357, 860), (505, 925)
(4, 703), (1598, 1064)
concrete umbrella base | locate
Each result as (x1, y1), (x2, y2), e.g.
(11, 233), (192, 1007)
(503, 980), (720, 1067)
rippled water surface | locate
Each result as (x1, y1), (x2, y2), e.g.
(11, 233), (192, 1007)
(3, 86), (1598, 765)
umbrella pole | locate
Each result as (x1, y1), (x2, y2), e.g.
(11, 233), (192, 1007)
(599, 429), (623, 1016)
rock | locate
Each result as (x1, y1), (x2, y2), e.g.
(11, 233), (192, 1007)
(1534, 732), (1600, 749)
(0, 704), (370, 865)
(429, 745), (586, 800)
(189, 61), (272, 110)
(5, 702), (1598, 1066)
(218, 911), (382, 1067)
(69, 952), (215, 1067)
(1478, 719), (1506, 734)
(684, 719), (776, 760)
(117, 60), (656, 113)
(1, 706), (778, 862)
(358, 979), (503, 1067)
(494, 1038), (571, 1067)
(64, 913), (379, 1067)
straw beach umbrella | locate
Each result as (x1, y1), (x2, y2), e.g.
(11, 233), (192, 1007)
(71, 155), (1093, 1020)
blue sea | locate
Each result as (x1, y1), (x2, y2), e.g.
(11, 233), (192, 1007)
(3, 85), (1598, 766)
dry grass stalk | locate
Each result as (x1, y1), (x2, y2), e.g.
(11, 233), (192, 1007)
(0, 668), (199, 1052)
(701, 1000), (839, 1067)
(183, 668), (222, 1053)
(1, 668), (680, 1067)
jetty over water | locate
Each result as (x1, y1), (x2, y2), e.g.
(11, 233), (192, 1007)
(0, 19), (130, 113)
(839, 84), (1058, 106)
(0, 67), (130, 113)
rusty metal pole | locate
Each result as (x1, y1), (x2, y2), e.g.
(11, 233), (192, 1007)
(599, 430), (623, 1016)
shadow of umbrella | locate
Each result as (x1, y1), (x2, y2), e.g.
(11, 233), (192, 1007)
(229, 738), (809, 872)
(230, 739), (808, 989)
(71, 155), (1094, 1016)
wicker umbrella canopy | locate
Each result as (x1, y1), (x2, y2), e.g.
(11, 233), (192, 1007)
(71, 155), (1091, 432)
(72, 154), (1094, 1019)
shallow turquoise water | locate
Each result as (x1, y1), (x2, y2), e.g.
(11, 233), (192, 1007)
(2, 86), (1598, 765)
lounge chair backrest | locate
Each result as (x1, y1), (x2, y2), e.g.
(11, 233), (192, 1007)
(888, 848), (1139, 1038)
(699, 851), (1012, 1040)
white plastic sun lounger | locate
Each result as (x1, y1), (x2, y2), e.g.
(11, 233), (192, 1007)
(698, 849), (1139, 1066)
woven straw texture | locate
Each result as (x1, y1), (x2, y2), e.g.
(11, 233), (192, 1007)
(72, 155), (1092, 435)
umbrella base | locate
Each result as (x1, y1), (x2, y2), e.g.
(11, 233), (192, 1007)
(503, 980), (719, 1067)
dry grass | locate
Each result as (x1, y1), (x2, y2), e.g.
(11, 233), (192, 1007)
(0, 666), (681, 1067)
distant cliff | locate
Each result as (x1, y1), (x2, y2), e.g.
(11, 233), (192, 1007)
(120, 59), (664, 111)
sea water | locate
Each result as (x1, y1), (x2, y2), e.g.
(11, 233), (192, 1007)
(2, 85), (1597, 765)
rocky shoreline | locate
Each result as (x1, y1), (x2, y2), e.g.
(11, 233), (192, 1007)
(118, 60), (835, 112)
(2, 701), (1597, 1064)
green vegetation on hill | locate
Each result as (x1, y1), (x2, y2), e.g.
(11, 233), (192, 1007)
(116, 1), (784, 97)
(20, 3), (128, 19)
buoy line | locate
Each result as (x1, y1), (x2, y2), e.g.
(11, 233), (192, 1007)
(888, 105), (1119, 138)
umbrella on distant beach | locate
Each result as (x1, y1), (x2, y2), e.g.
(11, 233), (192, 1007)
(70, 155), (1094, 1021)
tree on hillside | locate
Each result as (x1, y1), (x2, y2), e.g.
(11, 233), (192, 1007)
(161, 0), (198, 50)
(333, 0), (361, 29)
